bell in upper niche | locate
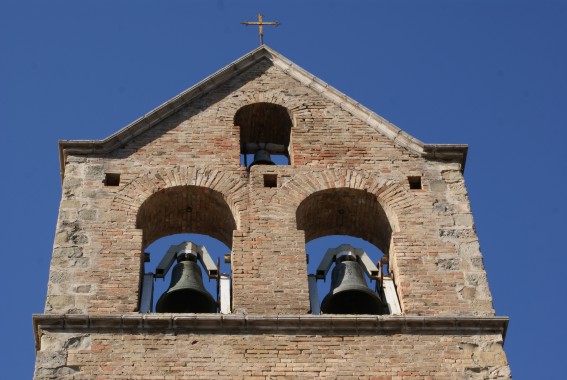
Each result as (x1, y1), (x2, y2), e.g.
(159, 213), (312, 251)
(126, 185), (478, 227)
(320, 252), (386, 315)
(155, 253), (217, 313)
(249, 149), (276, 167)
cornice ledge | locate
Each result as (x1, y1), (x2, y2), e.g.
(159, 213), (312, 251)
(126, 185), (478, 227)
(422, 144), (469, 171)
(33, 314), (508, 350)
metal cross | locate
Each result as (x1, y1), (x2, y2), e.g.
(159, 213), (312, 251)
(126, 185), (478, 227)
(242, 13), (280, 45)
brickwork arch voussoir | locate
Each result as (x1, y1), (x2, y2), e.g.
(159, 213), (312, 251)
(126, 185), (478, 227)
(218, 88), (308, 124)
(281, 170), (421, 233)
(110, 166), (243, 229)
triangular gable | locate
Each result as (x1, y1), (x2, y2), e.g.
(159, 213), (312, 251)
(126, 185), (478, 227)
(58, 45), (467, 178)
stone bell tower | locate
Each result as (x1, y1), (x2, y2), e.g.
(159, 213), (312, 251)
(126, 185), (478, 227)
(33, 45), (510, 379)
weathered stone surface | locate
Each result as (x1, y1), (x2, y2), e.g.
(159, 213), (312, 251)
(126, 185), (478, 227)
(85, 164), (104, 177)
(74, 285), (91, 293)
(437, 258), (459, 271)
(78, 209), (97, 221)
(45, 295), (74, 309)
(429, 179), (447, 192)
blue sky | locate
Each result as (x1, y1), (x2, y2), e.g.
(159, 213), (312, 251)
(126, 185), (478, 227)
(1, 1), (566, 378)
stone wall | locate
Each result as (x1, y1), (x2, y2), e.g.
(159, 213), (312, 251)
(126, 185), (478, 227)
(46, 60), (493, 317)
(36, 54), (509, 378)
(34, 316), (510, 379)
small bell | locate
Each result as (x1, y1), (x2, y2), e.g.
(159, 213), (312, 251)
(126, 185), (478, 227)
(320, 253), (386, 315)
(155, 253), (217, 313)
(249, 149), (276, 167)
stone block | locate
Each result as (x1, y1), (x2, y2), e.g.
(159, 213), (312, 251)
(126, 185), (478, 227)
(429, 180), (447, 192)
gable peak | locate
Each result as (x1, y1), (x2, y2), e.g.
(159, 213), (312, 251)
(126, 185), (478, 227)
(58, 45), (466, 178)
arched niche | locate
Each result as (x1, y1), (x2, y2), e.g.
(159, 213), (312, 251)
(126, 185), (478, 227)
(235, 102), (293, 166)
(136, 186), (237, 250)
(296, 188), (393, 255)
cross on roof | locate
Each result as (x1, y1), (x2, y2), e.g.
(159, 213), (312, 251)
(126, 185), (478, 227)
(241, 13), (280, 45)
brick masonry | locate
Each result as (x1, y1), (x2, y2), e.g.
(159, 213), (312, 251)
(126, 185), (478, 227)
(34, 46), (510, 378)
(38, 329), (508, 379)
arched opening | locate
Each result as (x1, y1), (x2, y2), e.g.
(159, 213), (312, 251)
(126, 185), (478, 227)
(297, 188), (392, 254)
(137, 186), (236, 249)
(306, 235), (386, 312)
(144, 233), (230, 313)
(297, 188), (399, 315)
(235, 102), (293, 168)
(136, 186), (236, 313)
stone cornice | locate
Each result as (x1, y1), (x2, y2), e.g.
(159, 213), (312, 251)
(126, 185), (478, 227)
(33, 314), (508, 351)
(423, 144), (469, 171)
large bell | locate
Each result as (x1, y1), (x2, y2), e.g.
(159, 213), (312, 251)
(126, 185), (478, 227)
(320, 255), (385, 315)
(249, 149), (276, 167)
(155, 256), (217, 313)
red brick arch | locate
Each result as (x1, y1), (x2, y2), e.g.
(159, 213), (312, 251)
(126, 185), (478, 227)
(110, 166), (245, 249)
(235, 102), (293, 148)
(280, 170), (419, 254)
(216, 88), (310, 125)
(136, 186), (236, 249)
(296, 188), (392, 253)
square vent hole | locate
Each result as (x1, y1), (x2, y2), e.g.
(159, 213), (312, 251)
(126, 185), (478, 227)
(104, 173), (121, 186)
(408, 176), (422, 190)
(263, 174), (277, 188)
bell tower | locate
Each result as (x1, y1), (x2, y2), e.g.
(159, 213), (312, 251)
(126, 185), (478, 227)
(34, 46), (510, 379)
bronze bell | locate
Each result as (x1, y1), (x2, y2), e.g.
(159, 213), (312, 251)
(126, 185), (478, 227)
(155, 255), (217, 313)
(249, 149), (276, 167)
(320, 254), (386, 315)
